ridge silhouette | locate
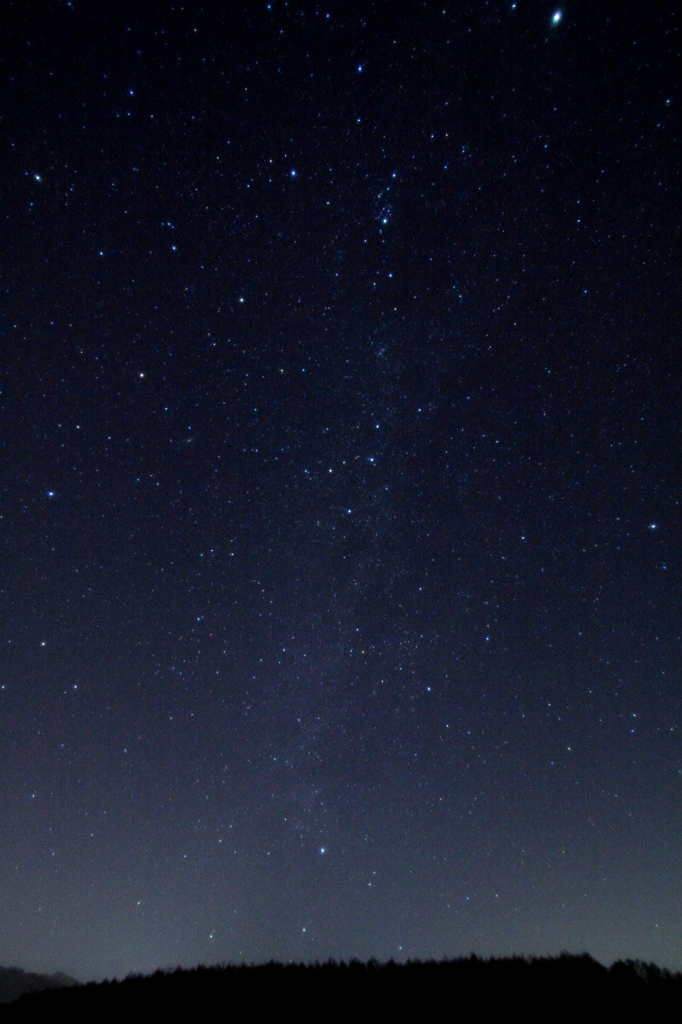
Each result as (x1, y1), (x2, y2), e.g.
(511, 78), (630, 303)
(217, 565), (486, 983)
(3, 954), (680, 1019)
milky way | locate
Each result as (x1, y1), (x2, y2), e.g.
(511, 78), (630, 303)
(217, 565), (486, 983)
(1, 1), (679, 979)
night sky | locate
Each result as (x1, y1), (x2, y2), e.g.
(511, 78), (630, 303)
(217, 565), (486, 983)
(1, 0), (680, 981)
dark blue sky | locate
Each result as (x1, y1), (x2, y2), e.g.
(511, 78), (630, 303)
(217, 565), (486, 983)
(1, 0), (679, 979)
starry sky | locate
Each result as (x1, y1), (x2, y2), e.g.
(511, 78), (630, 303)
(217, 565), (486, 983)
(1, 0), (680, 981)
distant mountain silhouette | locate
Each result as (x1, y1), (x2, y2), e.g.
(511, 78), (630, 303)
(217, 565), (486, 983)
(0, 966), (77, 1004)
(2, 956), (680, 1018)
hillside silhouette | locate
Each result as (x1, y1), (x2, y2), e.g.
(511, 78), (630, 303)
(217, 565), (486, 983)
(0, 966), (77, 1004)
(2, 955), (680, 1019)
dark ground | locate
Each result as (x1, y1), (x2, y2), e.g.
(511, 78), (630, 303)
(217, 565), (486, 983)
(2, 955), (680, 1019)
